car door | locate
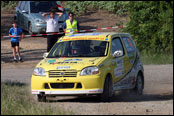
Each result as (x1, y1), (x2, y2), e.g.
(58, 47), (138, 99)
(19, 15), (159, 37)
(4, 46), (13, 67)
(111, 36), (130, 83)
(22, 2), (30, 30)
(111, 35), (136, 91)
(18, 1), (26, 29)
(121, 35), (137, 71)
(16, 1), (22, 26)
(20, 1), (27, 30)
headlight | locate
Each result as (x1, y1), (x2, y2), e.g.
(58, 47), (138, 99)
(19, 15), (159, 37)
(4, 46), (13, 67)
(35, 18), (45, 23)
(80, 66), (99, 76)
(33, 67), (46, 76)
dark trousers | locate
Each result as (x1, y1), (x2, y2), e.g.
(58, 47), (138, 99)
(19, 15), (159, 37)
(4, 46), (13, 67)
(47, 35), (58, 52)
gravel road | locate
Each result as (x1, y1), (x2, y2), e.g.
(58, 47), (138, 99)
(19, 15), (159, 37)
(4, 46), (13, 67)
(1, 64), (173, 115)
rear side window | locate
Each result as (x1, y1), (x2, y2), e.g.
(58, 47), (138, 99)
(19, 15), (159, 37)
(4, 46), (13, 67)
(122, 36), (136, 53)
(19, 1), (26, 10)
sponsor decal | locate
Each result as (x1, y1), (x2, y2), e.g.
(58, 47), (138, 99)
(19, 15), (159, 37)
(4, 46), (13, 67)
(113, 75), (135, 90)
(48, 59), (56, 63)
(105, 38), (109, 41)
(56, 66), (71, 70)
(69, 33), (102, 37)
(64, 59), (82, 62)
(62, 37), (105, 41)
(114, 59), (124, 78)
(59, 39), (63, 42)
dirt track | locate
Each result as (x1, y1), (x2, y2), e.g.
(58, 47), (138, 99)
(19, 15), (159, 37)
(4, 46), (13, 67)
(1, 64), (173, 115)
(1, 12), (173, 115)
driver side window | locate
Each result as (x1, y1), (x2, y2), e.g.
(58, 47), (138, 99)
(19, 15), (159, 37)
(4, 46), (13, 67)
(111, 37), (124, 55)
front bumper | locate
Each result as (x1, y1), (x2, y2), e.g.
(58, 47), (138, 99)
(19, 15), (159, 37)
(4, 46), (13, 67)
(31, 75), (104, 95)
(32, 89), (103, 95)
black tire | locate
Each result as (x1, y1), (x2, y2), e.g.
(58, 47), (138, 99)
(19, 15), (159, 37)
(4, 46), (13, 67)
(28, 23), (33, 35)
(134, 74), (143, 95)
(99, 76), (113, 102)
(37, 94), (46, 102)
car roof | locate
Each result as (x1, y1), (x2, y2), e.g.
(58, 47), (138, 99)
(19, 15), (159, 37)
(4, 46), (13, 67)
(58, 32), (131, 43)
(63, 32), (130, 39)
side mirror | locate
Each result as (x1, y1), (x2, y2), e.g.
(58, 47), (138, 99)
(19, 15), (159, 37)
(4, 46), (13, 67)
(43, 52), (48, 59)
(22, 10), (28, 14)
(113, 50), (123, 58)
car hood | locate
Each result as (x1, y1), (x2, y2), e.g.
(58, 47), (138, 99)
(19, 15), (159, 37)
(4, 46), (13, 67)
(37, 57), (106, 71)
(30, 12), (68, 22)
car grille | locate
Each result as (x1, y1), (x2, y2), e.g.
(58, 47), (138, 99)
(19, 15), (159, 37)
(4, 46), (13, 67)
(49, 70), (77, 78)
(50, 83), (74, 89)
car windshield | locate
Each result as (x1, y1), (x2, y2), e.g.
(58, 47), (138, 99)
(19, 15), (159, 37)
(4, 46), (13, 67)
(47, 40), (109, 58)
(30, 1), (58, 13)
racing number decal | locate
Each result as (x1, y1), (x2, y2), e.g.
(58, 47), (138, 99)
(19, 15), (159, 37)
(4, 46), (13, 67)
(114, 59), (124, 78)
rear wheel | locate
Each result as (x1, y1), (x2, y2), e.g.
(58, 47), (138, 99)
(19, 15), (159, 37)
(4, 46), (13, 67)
(99, 76), (113, 102)
(134, 74), (143, 95)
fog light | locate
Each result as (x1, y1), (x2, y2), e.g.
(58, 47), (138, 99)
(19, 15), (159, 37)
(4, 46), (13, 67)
(44, 83), (50, 89)
(76, 83), (82, 89)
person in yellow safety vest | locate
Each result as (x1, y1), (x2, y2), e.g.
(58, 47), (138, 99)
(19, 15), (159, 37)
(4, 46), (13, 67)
(63, 12), (80, 36)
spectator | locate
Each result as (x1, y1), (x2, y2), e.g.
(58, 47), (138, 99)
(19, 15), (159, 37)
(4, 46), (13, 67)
(9, 20), (24, 62)
(63, 12), (80, 36)
(42, 11), (63, 52)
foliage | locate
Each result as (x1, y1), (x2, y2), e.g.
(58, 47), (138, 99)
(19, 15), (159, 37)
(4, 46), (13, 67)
(2, 1), (173, 63)
(64, 1), (129, 16)
(123, 1), (173, 54)
(1, 1), (18, 13)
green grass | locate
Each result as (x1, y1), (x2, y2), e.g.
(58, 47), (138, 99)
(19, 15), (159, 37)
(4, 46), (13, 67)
(1, 81), (73, 115)
(140, 52), (173, 65)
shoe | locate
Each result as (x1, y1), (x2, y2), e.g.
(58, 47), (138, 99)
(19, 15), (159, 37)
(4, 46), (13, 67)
(13, 58), (18, 63)
(19, 58), (23, 62)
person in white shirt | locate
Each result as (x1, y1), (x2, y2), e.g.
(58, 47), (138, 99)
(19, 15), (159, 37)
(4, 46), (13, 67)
(42, 11), (63, 52)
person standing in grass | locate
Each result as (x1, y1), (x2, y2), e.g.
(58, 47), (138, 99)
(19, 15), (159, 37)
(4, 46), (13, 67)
(9, 20), (24, 62)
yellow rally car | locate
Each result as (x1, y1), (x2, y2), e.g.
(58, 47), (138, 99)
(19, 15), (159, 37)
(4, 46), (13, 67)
(31, 32), (144, 102)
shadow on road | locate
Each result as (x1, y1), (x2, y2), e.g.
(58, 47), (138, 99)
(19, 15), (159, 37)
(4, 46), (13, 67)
(45, 90), (173, 103)
(1, 49), (46, 63)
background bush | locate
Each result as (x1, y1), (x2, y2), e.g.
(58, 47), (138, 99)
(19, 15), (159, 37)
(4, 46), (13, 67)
(123, 1), (173, 54)
(1, 1), (18, 13)
(1, 1), (173, 63)
(64, 1), (129, 16)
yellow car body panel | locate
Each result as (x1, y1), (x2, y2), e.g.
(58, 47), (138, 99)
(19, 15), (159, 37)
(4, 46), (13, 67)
(31, 32), (144, 96)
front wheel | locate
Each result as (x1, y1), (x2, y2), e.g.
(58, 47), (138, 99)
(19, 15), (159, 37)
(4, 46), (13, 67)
(28, 23), (33, 35)
(37, 94), (46, 102)
(99, 76), (113, 102)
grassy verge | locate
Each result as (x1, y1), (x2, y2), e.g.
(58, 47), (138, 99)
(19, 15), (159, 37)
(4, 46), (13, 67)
(1, 81), (73, 115)
(140, 52), (173, 65)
